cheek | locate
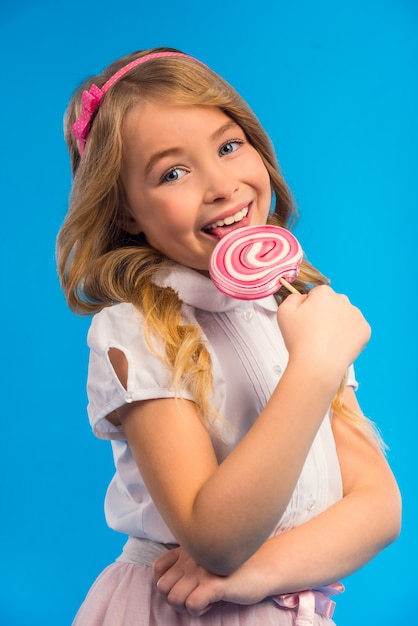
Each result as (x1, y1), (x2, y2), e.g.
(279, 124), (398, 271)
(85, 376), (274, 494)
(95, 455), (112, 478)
(142, 196), (192, 233)
(248, 151), (270, 186)
(254, 161), (273, 220)
(253, 159), (272, 200)
(259, 161), (271, 187)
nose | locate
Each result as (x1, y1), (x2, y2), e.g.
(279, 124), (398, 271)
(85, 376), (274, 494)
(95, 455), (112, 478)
(202, 162), (238, 204)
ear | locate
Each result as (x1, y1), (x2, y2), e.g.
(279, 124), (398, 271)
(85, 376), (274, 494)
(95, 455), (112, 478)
(116, 207), (142, 235)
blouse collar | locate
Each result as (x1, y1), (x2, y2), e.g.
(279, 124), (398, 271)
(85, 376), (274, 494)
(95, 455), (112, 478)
(155, 264), (278, 313)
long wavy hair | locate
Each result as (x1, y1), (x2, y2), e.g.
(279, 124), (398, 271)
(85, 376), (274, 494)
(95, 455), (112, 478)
(57, 46), (382, 443)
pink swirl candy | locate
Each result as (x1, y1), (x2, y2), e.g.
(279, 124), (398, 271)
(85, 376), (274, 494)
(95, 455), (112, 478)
(209, 225), (303, 300)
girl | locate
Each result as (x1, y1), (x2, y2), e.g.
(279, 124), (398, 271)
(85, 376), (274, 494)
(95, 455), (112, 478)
(57, 47), (401, 625)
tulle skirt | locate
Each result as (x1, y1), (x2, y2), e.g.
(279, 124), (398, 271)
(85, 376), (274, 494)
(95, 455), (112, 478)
(72, 537), (340, 626)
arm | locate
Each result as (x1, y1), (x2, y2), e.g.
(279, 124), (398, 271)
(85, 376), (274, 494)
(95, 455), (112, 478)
(153, 387), (401, 615)
(115, 287), (371, 574)
(223, 387), (401, 593)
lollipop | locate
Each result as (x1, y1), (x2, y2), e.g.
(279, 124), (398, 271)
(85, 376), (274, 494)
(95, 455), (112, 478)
(209, 225), (303, 300)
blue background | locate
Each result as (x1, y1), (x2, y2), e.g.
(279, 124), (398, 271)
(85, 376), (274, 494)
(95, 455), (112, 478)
(0, 1), (416, 624)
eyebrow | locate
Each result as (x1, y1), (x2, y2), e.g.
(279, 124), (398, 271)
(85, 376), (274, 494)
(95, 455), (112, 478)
(145, 148), (183, 177)
(144, 120), (241, 177)
(211, 120), (240, 140)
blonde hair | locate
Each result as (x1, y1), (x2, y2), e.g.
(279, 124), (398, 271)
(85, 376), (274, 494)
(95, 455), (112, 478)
(57, 46), (381, 442)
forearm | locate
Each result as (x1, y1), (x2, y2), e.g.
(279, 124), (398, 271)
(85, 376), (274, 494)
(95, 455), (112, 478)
(188, 360), (340, 573)
(153, 484), (401, 615)
(240, 482), (401, 597)
(238, 391), (402, 596)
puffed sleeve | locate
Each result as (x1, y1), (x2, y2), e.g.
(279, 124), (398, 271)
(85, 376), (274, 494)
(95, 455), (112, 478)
(86, 302), (194, 440)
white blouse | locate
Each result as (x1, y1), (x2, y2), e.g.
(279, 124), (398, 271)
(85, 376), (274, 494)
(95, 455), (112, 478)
(86, 265), (356, 543)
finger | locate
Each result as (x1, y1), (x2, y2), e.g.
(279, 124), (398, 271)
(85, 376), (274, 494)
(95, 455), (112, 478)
(166, 578), (199, 613)
(152, 548), (181, 583)
(185, 581), (224, 617)
(155, 567), (187, 597)
(278, 292), (307, 312)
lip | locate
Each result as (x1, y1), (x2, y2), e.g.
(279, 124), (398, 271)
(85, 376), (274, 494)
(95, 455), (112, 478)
(201, 201), (252, 233)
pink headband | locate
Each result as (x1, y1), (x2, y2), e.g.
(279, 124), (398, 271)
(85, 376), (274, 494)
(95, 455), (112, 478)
(72, 51), (199, 155)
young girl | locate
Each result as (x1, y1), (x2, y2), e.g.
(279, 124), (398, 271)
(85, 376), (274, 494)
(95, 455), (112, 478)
(57, 47), (401, 625)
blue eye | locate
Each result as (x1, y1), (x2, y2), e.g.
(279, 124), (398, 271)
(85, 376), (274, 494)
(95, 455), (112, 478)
(162, 167), (186, 183)
(219, 140), (242, 156)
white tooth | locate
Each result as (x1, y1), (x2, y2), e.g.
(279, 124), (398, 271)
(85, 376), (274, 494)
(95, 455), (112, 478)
(206, 206), (249, 230)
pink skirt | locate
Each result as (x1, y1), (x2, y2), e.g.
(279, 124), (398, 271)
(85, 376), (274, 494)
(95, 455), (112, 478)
(72, 537), (340, 626)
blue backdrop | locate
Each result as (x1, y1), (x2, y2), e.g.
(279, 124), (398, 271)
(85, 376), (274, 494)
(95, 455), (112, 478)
(1, 1), (416, 624)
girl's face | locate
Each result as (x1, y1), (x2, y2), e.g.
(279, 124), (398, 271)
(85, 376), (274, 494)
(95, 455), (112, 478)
(120, 101), (272, 271)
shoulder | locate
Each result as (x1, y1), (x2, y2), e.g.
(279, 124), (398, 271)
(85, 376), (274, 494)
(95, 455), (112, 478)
(88, 302), (143, 349)
(90, 302), (140, 328)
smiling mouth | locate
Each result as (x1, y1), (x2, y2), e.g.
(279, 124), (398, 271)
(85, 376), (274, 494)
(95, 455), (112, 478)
(203, 206), (249, 238)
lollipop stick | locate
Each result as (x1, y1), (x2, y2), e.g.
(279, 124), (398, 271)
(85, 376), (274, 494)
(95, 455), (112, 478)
(279, 277), (300, 294)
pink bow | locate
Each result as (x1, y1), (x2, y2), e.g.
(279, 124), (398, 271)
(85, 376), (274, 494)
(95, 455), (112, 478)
(272, 582), (344, 626)
(71, 83), (104, 154)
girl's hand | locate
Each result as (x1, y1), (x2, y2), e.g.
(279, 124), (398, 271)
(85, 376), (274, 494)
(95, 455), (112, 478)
(277, 286), (371, 384)
(153, 547), (222, 616)
(153, 547), (269, 616)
